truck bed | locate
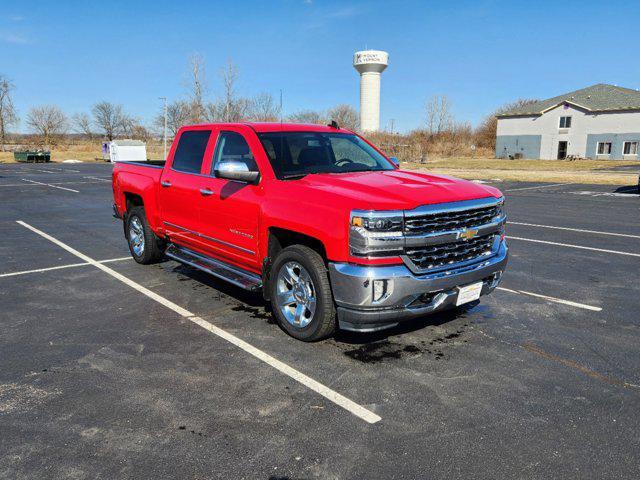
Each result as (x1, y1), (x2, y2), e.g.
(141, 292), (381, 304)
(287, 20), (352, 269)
(124, 160), (166, 168)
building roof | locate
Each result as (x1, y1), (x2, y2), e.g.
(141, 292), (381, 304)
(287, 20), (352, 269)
(497, 83), (640, 117)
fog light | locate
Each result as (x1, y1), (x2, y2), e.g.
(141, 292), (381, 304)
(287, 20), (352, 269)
(372, 279), (393, 302)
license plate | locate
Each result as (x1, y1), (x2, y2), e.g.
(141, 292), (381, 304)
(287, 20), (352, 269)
(456, 282), (483, 306)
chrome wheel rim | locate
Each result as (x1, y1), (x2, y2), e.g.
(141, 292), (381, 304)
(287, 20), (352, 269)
(129, 216), (145, 256)
(276, 261), (316, 328)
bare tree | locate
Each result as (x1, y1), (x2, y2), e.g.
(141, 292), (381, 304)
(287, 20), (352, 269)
(71, 112), (93, 139)
(26, 105), (68, 146)
(288, 109), (326, 125)
(249, 92), (281, 122)
(0, 75), (19, 150)
(209, 59), (252, 122)
(327, 104), (359, 131)
(154, 100), (190, 138)
(425, 95), (454, 134)
(186, 54), (207, 123)
(475, 98), (538, 150)
(92, 101), (127, 140)
(128, 120), (151, 142)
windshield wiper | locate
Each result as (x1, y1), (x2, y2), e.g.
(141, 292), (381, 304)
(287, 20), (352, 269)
(281, 173), (309, 180)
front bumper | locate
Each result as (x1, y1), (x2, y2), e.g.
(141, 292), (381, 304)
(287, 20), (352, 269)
(328, 241), (508, 332)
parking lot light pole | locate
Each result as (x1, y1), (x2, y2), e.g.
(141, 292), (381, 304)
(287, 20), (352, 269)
(159, 97), (167, 159)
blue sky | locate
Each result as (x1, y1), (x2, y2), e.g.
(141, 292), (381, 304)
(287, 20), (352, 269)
(2, 0), (639, 132)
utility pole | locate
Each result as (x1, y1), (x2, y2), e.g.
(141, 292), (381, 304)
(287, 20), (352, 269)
(159, 97), (167, 159)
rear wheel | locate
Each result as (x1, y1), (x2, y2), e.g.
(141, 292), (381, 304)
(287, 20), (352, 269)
(125, 206), (164, 264)
(269, 245), (336, 342)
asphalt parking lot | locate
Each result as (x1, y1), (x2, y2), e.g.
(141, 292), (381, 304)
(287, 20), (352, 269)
(1, 163), (639, 479)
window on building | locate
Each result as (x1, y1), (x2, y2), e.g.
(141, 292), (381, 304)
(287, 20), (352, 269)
(623, 141), (638, 155)
(597, 142), (612, 155)
(559, 116), (572, 128)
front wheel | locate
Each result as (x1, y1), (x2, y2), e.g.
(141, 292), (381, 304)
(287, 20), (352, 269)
(269, 245), (336, 342)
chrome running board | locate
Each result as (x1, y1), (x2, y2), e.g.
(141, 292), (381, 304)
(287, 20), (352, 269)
(165, 243), (262, 292)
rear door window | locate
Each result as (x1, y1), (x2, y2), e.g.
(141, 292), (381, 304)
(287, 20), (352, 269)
(172, 130), (211, 174)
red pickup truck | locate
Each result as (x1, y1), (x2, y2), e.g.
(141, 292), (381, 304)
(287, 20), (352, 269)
(112, 122), (508, 341)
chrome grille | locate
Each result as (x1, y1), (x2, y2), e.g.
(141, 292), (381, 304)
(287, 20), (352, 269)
(405, 234), (495, 271)
(404, 205), (500, 235)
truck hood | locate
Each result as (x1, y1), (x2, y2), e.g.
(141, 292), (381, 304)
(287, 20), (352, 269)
(292, 169), (501, 210)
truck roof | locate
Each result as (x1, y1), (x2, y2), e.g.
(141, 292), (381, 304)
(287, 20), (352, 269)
(184, 122), (353, 134)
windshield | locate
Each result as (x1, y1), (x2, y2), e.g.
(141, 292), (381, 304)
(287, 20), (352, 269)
(257, 132), (394, 179)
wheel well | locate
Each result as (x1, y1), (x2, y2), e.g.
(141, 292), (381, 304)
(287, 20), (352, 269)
(263, 228), (327, 301)
(124, 192), (144, 213)
(268, 228), (327, 261)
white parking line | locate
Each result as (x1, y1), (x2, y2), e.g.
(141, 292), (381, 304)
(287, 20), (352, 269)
(0, 257), (131, 278)
(571, 191), (637, 198)
(0, 180), (107, 188)
(506, 236), (640, 258)
(496, 287), (601, 312)
(16, 220), (381, 425)
(21, 178), (79, 193)
(83, 176), (111, 182)
(505, 183), (570, 192)
(509, 222), (640, 240)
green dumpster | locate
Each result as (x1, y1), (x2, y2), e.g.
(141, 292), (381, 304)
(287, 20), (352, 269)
(13, 150), (51, 163)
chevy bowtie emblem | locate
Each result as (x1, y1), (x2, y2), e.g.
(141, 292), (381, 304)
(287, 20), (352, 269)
(458, 228), (478, 241)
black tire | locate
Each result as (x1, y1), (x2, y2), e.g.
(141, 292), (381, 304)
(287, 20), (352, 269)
(269, 245), (336, 342)
(125, 206), (164, 264)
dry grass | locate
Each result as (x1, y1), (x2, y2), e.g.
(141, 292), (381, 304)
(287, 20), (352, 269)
(1, 142), (637, 186)
(0, 141), (165, 164)
(401, 157), (638, 186)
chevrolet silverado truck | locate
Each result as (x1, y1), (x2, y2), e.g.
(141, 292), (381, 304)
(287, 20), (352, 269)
(112, 122), (508, 341)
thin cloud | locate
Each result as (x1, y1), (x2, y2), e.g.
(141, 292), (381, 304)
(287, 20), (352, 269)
(9, 15), (25, 21)
(0, 32), (30, 44)
(326, 5), (361, 18)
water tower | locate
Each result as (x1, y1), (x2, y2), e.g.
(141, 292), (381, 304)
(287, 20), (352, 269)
(353, 50), (389, 132)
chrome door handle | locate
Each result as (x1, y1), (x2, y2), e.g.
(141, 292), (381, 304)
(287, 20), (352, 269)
(161, 180), (172, 188)
(200, 188), (214, 196)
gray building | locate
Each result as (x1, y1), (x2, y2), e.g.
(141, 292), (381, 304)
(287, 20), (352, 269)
(496, 84), (640, 160)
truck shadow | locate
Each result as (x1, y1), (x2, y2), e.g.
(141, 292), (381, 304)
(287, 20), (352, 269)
(334, 301), (481, 345)
(613, 185), (639, 195)
(168, 262), (265, 307)
(164, 260), (487, 350)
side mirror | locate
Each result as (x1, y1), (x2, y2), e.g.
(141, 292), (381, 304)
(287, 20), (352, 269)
(389, 156), (400, 167)
(215, 160), (260, 184)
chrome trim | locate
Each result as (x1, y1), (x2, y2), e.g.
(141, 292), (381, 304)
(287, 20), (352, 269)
(350, 209), (404, 220)
(328, 240), (508, 328)
(200, 188), (214, 196)
(165, 244), (262, 291)
(402, 233), (502, 275)
(161, 180), (172, 187)
(163, 221), (255, 255)
(404, 196), (504, 217)
(403, 216), (505, 247)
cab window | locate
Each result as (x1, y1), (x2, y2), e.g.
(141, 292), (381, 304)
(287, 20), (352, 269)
(211, 131), (257, 174)
(172, 130), (211, 174)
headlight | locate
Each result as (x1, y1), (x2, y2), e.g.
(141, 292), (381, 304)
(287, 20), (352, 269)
(495, 197), (506, 222)
(349, 210), (404, 256)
